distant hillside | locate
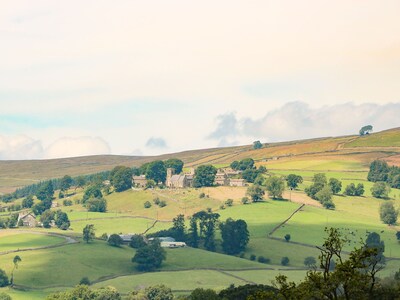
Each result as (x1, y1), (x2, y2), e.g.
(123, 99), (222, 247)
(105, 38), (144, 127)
(1, 127), (400, 194)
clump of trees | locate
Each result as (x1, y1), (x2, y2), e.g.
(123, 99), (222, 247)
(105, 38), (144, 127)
(107, 234), (124, 247)
(368, 160), (400, 189)
(253, 140), (263, 150)
(246, 185), (265, 202)
(193, 165), (217, 187)
(132, 239), (166, 271)
(230, 158), (267, 183)
(286, 174), (303, 190)
(40, 210), (70, 230)
(344, 183), (365, 196)
(110, 166), (133, 192)
(219, 218), (249, 255)
(46, 285), (120, 300)
(305, 173), (335, 209)
(83, 224), (95, 243)
(371, 182), (391, 199)
(264, 176), (285, 199)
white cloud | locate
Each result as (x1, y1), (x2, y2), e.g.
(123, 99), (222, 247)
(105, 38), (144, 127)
(45, 137), (111, 159)
(209, 102), (400, 144)
(0, 135), (43, 160)
(145, 137), (168, 149)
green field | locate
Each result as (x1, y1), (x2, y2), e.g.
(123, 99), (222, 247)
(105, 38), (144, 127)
(0, 232), (65, 252)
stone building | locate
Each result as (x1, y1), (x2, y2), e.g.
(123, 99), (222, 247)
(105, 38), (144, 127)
(165, 168), (194, 188)
(17, 212), (37, 227)
(132, 175), (147, 188)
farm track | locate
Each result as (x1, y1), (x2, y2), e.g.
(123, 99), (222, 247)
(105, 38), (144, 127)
(0, 230), (78, 255)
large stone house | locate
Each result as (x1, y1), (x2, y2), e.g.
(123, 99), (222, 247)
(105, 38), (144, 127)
(132, 175), (147, 188)
(17, 212), (37, 227)
(165, 168), (194, 188)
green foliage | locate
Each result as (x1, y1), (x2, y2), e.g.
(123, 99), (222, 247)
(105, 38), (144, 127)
(164, 158), (184, 174)
(172, 214), (186, 241)
(132, 240), (166, 271)
(284, 234), (291, 242)
(220, 284), (278, 300)
(188, 217), (199, 248)
(257, 256), (270, 264)
(241, 197), (249, 204)
(193, 165), (217, 187)
(191, 210), (220, 251)
(225, 199), (233, 207)
(246, 185), (265, 202)
(371, 182), (391, 199)
(305, 173), (327, 199)
(0, 269), (9, 287)
(0, 292), (11, 300)
(110, 166), (133, 192)
(35, 181), (54, 201)
(328, 178), (342, 194)
(241, 169), (262, 183)
(138, 284), (173, 300)
(368, 160), (389, 182)
(253, 140), (263, 150)
(46, 285), (121, 300)
(265, 176), (285, 199)
(189, 288), (219, 300)
(286, 174), (303, 190)
(107, 234), (124, 247)
(129, 235), (147, 249)
(315, 186), (335, 209)
(145, 161), (167, 184)
(55, 210), (70, 230)
(60, 175), (73, 192)
(83, 224), (95, 243)
(32, 198), (52, 215)
(144, 201), (152, 208)
(359, 125), (373, 136)
(79, 277), (90, 285)
(220, 218), (249, 255)
(40, 209), (55, 228)
(22, 195), (34, 208)
(250, 254), (256, 261)
(86, 198), (107, 212)
(199, 192), (206, 199)
(230, 158), (255, 171)
(281, 256), (290, 266)
(380, 201), (398, 225)
(304, 256), (316, 267)
(82, 185), (103, 203)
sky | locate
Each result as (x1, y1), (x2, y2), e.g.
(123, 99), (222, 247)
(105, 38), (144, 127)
(1, 0), (400, 160)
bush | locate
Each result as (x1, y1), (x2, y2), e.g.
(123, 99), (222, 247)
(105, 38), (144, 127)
(0, 292), (11, 300)
(304, 256), (316, 267)
(219, 205), (225, 210)
(281, 256), (290, 266)
(371, 182), (391, 199)
(258, 256), (270, 264)
(79, 277), (90, 285)
(63, 199), (73, 206)
(144, 201), (152, 208)
(130, 235), (147, 249)
(250, 254), (256, 261)
(0, 269), (9, 287)
(107, 234), (124, 247)
(199, 193), (206, 199)
(100, 233), (108, 241)
(225, 199), (233, 207)
(86, 198), (107, 212)
(284, 234), (291, 242)
(158, 200), (167, 208)
(153, 197), (161, 205)
(239, 252), (245, 258)
(241, 197), (249, 204)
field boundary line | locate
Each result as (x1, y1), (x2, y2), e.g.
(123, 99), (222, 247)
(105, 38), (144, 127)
(268, 204), (305, 236)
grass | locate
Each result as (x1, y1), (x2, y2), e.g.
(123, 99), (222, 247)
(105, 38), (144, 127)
(0, 232), (64, 252)
(344, 129), (400, 148)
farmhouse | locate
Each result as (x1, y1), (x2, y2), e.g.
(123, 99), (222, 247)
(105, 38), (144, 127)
(17, 212), (37, 227)
(132, 175), (147, 188)
(229, 178), (246, 187)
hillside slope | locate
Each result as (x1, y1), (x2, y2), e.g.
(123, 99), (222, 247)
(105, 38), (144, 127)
(1, 128), (400, 193)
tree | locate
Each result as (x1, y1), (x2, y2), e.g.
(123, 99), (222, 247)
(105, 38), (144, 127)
(286, 174), (303, 190)
(55, 210), (70, 230)
(0, 292), (11, 300)
(143, 284), (173, 300)
(231, 158), (255, 171)
(265, 176), (285, 199)
(344, 183), (356, 196)
(83, 224), (95, 243)
(0, 269), (9, 287)
(172, 214), (186, 241)
(281, 257), (290, 266)
(241, 169), (261, 183)
(86, 198), (107, 212)
(188, 217), (199, 248)
(371, 182), (391, 199)
(129, 235), (147, 249)
(46, 285), (121, 300)
(329, 178), (342, 194)
(36, 181), (54, 201)
(110, 166), (133, 192)
(305, 173), (327, 199)
(108, 234), (124, 247)
(359, 125), (373, 136)
(82, 185), (103, 203)
(355, 183), (365, 196)
(189, 288), (219, 300)
(21, 195), (34, 208)
(380, 201), (398, 225)
(365, 232), (385, 265)
(368, 160), (389, 182)
(132, 240), (166, 271)
(40, 209), (55, 228)
(79, 277), (91, 285)
(145, 160), (167, 184)
(60, 175), (73, 193)
(284, 234), (291, 242)
(193, 165), (217, 187)
(315, 186), (335, 209)
(246, 185), (265, 202)
(10, 255), (21, 285)
(75, 176), (86, 191)
(164, 158), (184, 174)
(253, 141), (263, 150)
(220, 218), (249, 255)
(304, 256), (316, 268)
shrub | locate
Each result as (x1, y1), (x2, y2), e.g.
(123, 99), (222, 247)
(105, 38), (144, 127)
(0, 269), (9, 287)
(100, 233), (108, 241)
(304, 256), (316, 267)
(107, 234), (124, 247)
(219, 205), (225, 210)
(0, 292), (11, 300)
(86, 198), (107, 212)
(371, 182), (391, 199)
(281, 256), (290, 266)
(144, 201), (152, 208)
(158, 200), (167, 208)
(63, 199), (73, 206)
(284, 234), (291, 242)
(239, 252), (245, 258)
(258, 256), (270, 264)
(79, 277), (90, 285)
(130, 235), (147, 249)
(199, 193), (206, 199)
(250, 254), (256, 261)
(153, 197), (161, 205)
(241, 197), (249, 204)
(225, 199), (233, 207)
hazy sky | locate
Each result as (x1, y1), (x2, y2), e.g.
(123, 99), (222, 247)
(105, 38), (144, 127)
(1, 0), (400, 159)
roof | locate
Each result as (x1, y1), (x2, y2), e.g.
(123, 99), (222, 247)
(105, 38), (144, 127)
(170, 174), (186, 185)
(132, 175), (146, 180)
(18, 212), (35, 219)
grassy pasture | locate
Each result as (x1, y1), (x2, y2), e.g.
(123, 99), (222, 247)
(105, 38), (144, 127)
(344, 129), (400, 147)
(0, 232), (64, 252)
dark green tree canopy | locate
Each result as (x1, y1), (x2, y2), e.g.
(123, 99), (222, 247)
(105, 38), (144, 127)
(265, 176), (285, 199)
(86, 198), (107, 212)
(83, 224), (95, 243)
(60, 175), (73, 192)
(132, 240), (166, 271)
(286, 174), (303, 190)
(164, 158), (184, 174)
(380, 201), (397, 225)
(253, 140), (263, 150)
(220, 218), (250, 255)
(193, 165), (217, 187)
(359, 125), (373, 136)
(110, 166), (133, 192)
(82, 185), (103, 203)
(145, 161), (167, 184)
(107, 234), (124, 247)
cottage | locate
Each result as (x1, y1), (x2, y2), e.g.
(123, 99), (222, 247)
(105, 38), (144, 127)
(165, 168), (193, 188)
(214, 171), (229, 186)
(132, 175), (147, 188)
(116, 234), (136, 243)
(229, 178), (246, 187)
(17, 212), (37, 227)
